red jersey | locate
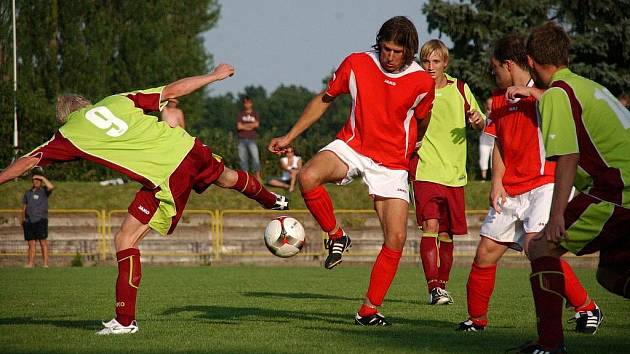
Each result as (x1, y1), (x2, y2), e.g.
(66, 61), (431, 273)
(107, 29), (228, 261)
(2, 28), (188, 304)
(484, 81), (555, 196)
(326, 51), (435, 170)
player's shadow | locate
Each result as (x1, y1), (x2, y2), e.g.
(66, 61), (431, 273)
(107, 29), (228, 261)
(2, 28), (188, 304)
(161, 304), (352, 325)
(0, 316), (101, 330)
(241, 291), (415, 305)
(450, 127), (466, 144)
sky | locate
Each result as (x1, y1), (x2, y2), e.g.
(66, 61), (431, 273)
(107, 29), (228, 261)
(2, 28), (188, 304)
(202, 0), (444, 96)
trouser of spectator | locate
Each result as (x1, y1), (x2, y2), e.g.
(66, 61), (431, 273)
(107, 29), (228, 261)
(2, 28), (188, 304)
(238, 139), (261, 172)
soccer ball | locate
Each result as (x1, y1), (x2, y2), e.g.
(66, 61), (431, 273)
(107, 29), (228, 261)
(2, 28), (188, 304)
(264, 216), (305, 258)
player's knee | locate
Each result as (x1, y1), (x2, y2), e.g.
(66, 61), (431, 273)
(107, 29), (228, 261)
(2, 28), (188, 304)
(526, 236), (563, 261)
(385, 231), (406, 250)
(474, 244), (499, 267)
(596, 266), (630, 299)
(422, 220), (439, 233)
(298, 167), (319, 192)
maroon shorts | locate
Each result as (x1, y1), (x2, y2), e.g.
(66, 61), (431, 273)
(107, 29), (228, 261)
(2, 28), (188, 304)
(413, 181), (468, 235)
(128, 139), (225, 234)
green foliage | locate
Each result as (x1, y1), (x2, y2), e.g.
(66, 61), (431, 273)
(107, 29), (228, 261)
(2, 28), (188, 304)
(0, 0), (220, 178)
(423, 0), (630, 177)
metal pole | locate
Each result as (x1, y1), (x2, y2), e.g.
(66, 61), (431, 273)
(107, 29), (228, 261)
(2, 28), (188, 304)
(12, 0), (18, 154)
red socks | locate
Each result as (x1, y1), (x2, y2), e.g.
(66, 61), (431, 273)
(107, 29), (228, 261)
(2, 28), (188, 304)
(530, 256), (565, 349)
(231, 170), (276, 208)
(559, 259), (595, 311)
(420, 234), (440, 291)
(116, 248), (142, 326)
(365, 245), (403, 306)
(358, 304), (378, 317)
(302, 185), (339, 236)
(466, 262), (497, 323)
(438, 237), (454, 287)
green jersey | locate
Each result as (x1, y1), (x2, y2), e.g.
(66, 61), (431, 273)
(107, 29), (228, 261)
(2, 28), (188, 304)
(540, 68), (630, 208)
(414, 74), (484, 186)
(28, 87), (195, 189)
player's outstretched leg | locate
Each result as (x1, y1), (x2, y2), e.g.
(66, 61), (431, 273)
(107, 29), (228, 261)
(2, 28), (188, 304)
(219, 168), (288, 210)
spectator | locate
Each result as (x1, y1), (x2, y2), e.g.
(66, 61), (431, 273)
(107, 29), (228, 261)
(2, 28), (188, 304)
(618, 92), (629, 109)
(478, 97), (495, 181)
(266, 147), (302, 192)
(236, 96), (262, 181)
(21, 174), (54, 268)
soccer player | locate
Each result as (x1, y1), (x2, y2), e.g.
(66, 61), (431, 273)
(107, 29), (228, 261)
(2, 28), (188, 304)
(0, 63), (289, 335)
(410, 39), (485, 305)
(456, 34), (600, 334)
(268, 16), (435, 325)
(507, 22), (630, 353)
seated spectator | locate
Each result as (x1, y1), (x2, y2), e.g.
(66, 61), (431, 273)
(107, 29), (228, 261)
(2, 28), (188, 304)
(266, 147), (302, 192)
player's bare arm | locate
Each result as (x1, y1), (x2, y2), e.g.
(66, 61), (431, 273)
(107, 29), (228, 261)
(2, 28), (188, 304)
(416, 112), (432, 144)
(505, 86), (544, 101)
(0, 157), (39, 185)
(237, 121), (259, 131)
(162, 63), (235, 100)
(490, 141), (507, 213)
(542, 153), (580, 243)
(268, 92), (335, 154)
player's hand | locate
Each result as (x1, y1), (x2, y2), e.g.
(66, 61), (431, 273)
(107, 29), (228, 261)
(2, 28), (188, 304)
(467, 110), (484, 129)
(490, 182), (507, 213)
(505, 86), (532, 100)
(542, 214), (566, 243)
(268, 135), (292, 155)
(211, 63), (235, 81)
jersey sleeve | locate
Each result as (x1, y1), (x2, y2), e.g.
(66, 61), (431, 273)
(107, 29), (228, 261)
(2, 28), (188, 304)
(117, 86), (167, 113)
(24, 132), (82, 167)
(540, 87), (579, 158)
(325, 56), (353, 98)
(414, 79), (436, 120)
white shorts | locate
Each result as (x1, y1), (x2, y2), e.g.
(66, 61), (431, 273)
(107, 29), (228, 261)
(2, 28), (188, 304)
(480, 183), (555, 251)
(320, 140), (409, 202)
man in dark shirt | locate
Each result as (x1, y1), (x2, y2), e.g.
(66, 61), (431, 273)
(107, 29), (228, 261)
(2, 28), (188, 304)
(236, 96), (262, 181)
(21, 174), (55, 268)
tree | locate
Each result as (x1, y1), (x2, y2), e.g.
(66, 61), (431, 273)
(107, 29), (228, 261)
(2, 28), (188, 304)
(422, 0), (630, 176)
(0, 0), (220, 179)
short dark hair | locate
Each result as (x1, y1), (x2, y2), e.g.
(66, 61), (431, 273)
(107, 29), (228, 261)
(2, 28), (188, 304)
(242, 96), (252, 102)
(527, 22), (570, 66)
(373, 16), (419, 66)
(493, 33), (528, 69)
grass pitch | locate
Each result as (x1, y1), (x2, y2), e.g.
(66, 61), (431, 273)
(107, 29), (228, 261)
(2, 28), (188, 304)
(1, 265), (628, 353)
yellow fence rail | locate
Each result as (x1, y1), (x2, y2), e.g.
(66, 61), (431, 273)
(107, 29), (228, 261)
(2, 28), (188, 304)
(0, 208), (595, 262)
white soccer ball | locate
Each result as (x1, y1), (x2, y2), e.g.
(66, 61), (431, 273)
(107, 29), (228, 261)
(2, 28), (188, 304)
(264, 216), (306, 258)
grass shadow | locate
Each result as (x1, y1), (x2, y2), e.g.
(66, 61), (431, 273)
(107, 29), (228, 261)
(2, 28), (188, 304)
(241, 291), (417, 305)
(0, 316), (101, 330)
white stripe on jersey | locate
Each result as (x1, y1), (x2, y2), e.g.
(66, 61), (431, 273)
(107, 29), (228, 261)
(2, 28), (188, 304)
(404, 92), (428, 157)
(347, 70), (358, 143)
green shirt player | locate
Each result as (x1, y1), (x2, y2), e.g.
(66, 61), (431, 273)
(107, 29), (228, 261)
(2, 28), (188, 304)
(411, 39), (485, 305)
(0, 64), (289, 335)
(505, 23), (630, 354)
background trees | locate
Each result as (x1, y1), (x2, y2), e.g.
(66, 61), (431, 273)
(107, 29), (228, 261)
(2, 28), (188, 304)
(1, 1), (627, 180)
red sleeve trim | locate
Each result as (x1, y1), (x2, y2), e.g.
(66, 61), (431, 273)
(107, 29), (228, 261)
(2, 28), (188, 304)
(124, 92), (162, 113)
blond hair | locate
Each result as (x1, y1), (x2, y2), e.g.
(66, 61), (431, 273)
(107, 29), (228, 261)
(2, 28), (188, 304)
(420, 39), (449, 62)
(56, 94), (91, 124)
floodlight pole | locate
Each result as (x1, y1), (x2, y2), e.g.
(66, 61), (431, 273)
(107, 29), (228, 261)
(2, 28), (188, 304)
(12, 0), (19, 160)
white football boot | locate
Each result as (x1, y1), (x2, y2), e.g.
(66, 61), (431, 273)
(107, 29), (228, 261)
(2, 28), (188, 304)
(96, 318), (139, 335)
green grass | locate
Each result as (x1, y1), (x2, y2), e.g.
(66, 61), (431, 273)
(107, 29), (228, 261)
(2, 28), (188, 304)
(1, 266), (628, 353)
(0, 180), (491, 211)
